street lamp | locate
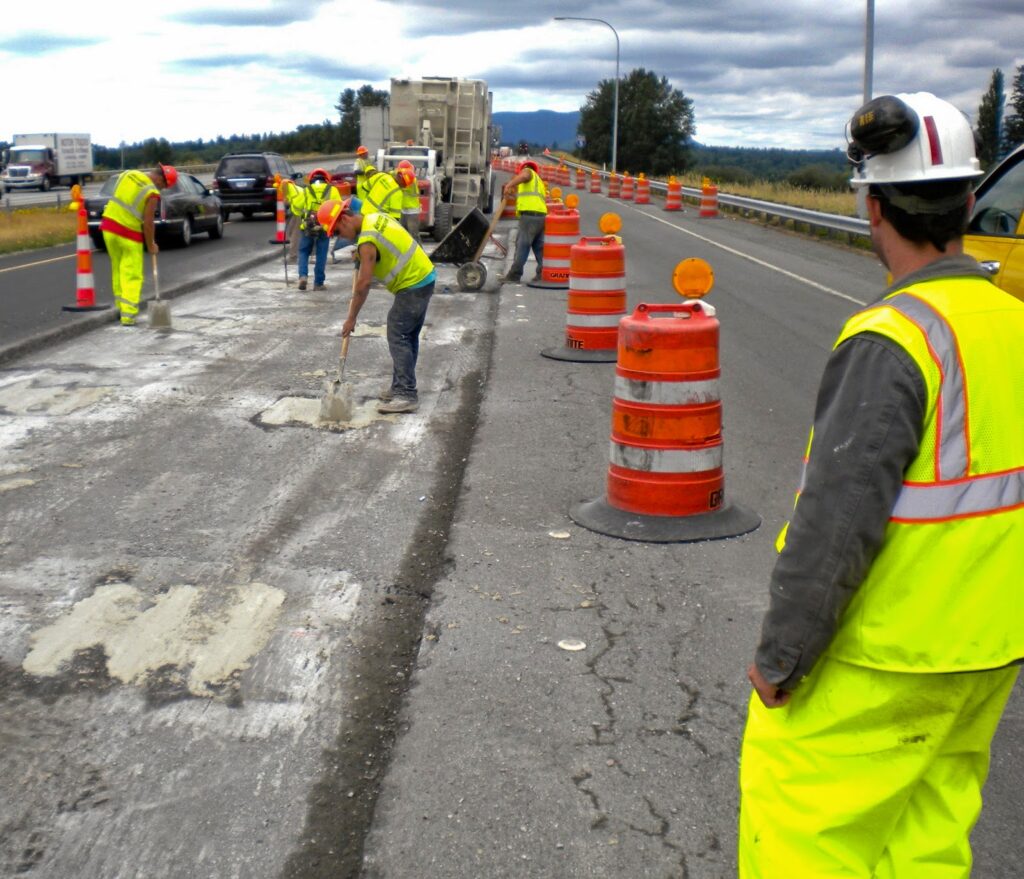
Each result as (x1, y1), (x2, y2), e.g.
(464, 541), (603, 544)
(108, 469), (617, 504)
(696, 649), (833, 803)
(554, 16), (619, 174)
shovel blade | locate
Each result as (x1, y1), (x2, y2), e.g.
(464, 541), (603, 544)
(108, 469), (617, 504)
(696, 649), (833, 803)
(148, 299), (172, 331)
(319, 382), (354, 423)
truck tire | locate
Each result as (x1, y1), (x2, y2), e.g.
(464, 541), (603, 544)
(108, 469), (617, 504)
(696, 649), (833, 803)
(40, 177), (51, 192)
(432, 203), (452, 242)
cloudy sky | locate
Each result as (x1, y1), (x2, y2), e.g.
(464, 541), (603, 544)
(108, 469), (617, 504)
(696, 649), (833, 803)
(3, 0), (1022, 152)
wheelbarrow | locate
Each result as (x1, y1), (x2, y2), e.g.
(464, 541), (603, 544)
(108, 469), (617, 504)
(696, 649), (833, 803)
(429, 205), (508, 291)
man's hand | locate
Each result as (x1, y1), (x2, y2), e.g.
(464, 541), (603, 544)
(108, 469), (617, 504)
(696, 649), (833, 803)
(147, 242), (159, 255)
(341, 317), (356, 338)
(747, 663), (791, 709)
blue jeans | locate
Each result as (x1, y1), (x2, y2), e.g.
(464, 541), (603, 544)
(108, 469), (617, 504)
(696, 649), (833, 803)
(510, 214), (546, 279)
(387, 282), (434, 399)
(298, 232), (329, 285)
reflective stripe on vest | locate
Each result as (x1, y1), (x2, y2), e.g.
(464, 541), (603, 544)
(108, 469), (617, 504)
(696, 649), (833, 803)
(358, 213), (433, 293)
(516, 171), (547, 215)
(881, 291), (1024, 521)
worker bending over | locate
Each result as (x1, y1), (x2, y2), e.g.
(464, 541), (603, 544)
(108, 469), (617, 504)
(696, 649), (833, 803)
(740, 91), (1024, 878)
(318, 198), (436, 415)
(99, 164), (177, 326)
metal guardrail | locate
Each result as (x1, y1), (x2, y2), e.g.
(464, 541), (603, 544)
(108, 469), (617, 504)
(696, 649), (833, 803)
(536, 155), (870, 242)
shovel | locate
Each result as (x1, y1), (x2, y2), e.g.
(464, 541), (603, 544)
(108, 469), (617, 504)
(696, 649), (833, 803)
(319, 270), (357, 423)
(148, 251), (172, 331)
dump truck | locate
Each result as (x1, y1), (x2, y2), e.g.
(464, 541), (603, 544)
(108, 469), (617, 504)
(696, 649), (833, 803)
(380, 77), (494, 241)
(2, 132), (93, 192)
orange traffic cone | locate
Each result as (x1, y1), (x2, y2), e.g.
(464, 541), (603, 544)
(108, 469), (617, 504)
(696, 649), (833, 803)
(62, 206), (110, 312)
(269, 180), (289, 244)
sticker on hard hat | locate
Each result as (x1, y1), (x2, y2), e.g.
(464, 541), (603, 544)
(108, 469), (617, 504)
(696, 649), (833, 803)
(672, 257), (714, 298)
(599, 213), (622, 235)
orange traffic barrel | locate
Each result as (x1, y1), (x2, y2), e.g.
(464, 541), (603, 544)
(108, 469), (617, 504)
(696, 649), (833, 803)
(269, 180), (288, 244)
(527, 207), (579, 289)
(570, 300), (760, 542)
(590, 170), (602, 194)
(620, 173), (634, 200)
(63, 205), (110, 313)
(664, 177), (683, 211)
(635, 174), (650, 204)
(607, 174), (621, 199)
(699, 182), (719, 218)
(542, 235), (626, 363)
(574, 167), (586, 189)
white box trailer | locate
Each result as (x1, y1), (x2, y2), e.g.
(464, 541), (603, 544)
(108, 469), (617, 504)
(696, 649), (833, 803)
(2, 132), (93, 192)
(388, 77), (494, 240)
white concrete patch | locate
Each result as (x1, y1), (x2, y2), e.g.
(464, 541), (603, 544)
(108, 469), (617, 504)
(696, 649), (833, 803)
(0, 377), (114, 415)
(22, 581), (285, 697)
(0, 477), (36, 492)
(257, 396), (398, 430)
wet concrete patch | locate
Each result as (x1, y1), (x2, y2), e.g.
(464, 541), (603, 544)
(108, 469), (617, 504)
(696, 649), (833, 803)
(255, 395), (399, 431)
(0, 377), (114, 416)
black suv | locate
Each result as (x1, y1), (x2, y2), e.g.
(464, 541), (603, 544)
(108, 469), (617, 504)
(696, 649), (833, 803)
(212, 152), (301, 219)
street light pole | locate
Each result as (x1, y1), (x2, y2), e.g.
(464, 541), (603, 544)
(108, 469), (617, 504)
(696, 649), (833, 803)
(554, 16), (619, 174)
(863, 0), (875, 103)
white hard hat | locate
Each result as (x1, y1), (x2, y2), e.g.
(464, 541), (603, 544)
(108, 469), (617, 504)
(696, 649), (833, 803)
(848, 92), (981, 188)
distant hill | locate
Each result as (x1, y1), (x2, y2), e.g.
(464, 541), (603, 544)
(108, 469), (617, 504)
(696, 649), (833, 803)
(492, 110), (580, 149)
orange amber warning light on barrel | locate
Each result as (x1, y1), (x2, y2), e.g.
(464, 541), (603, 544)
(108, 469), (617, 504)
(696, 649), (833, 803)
(673, 257), (714, 299)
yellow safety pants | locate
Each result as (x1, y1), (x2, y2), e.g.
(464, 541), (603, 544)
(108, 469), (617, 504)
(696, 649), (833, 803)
(739, 657), (1018, 878)
(103, 231), (144, 324)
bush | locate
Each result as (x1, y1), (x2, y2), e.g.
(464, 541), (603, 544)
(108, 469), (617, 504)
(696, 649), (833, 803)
(786, 164), (850, 192)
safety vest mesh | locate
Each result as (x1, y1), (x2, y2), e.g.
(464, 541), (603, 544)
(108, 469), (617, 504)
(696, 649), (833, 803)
(811, 275), (1024, 673)
(358, 213), (433, 293)
(364, 174), (402, 219)
(290, 181), (339, 230)
(516, 170), (547, 215)
(101, 171), (158, 233)
(401, 182), (420, 215)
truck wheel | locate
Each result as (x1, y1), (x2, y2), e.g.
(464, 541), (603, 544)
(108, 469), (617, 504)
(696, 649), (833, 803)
(40, 177), (51, 192)
(432, 203), (452, 242)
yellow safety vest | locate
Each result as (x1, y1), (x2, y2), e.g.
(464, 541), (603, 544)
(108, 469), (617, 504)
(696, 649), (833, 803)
(516, 170), (547, 216)
(101, 171), (158, 235)
(799, 276), (1024, 673)
(401, 181), (420, 217)
(289, 181), (340, 229)
(363, 174), (402, 220)
(358, 212), (434, 294)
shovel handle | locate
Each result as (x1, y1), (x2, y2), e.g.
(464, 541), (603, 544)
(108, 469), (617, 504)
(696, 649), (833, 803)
(151, 252), (160, 300)
(340, 334), (350, 359)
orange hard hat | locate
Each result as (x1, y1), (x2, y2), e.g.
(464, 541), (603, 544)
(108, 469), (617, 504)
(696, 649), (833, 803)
(397, 159), (415, 172)
(308, 167), (330, 184)
(159, 163), (178, 187)
(516, 160), (539, 175)
(318, 198), (351, 236)
(356, 145), (369, 157)
(395, 167), (415, 189)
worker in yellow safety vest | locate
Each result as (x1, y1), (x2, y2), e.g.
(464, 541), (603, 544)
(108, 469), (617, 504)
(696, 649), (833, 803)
(355, 163), (376, 205)
(355, 145), (371, 173)
(318, 197), (436, 415)
(287, 168), (341, 291)
(396, 161), (421, 239)
(499, 159), (546, 284)
(740, 91), (1024, 878)
(99, 164), (177, 325)
(361, 168), (403, 221)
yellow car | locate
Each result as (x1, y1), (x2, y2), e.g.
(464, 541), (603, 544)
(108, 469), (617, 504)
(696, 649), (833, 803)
(964, 143), (1024, 301)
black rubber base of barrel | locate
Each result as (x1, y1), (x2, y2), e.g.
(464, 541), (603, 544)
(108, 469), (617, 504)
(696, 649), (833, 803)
(570, 496), (761, 544)
(526, 278), (569, 290)
(62, 304), (112, 312)
(541, 346), (617, 363)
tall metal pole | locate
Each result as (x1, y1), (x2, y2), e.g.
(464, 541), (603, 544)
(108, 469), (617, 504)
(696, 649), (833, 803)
(554, 16), (620, 173)
(863, 0), (874, 103)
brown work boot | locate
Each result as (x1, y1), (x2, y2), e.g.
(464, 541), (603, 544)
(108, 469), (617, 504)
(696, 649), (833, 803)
(297, 277), (307, 291)
(313, 283), (326, 291)
(377, 397), (418, 414)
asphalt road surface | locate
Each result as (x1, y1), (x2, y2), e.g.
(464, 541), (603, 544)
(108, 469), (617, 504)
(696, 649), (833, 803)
(1, 182), (1021, 879)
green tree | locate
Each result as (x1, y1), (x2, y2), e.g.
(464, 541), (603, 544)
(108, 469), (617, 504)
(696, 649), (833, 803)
(577, 68), (695, 175)
(357, 84), (389, 108)
(976, 68), (1004, 169)
(336, 88), (360, 150)
(1003, 64), (1024, 154)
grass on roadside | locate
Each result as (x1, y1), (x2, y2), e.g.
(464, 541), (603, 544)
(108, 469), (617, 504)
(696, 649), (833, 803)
(0, 207), (78, 254)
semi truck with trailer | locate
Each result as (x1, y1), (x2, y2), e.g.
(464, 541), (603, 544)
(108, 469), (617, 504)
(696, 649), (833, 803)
(2, 132), (93, 192)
